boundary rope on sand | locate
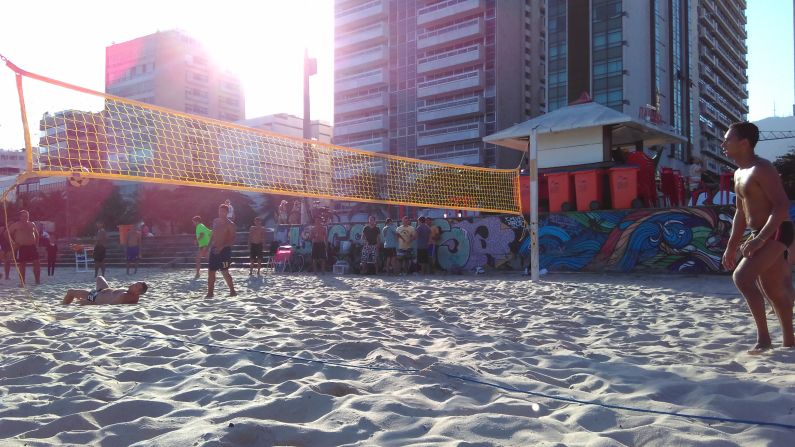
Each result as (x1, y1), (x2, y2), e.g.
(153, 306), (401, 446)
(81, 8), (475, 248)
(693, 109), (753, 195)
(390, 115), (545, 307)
(35, 320), (795, 432)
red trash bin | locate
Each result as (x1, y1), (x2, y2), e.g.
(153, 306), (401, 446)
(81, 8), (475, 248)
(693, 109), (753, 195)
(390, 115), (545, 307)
(608, 166), (639, 209)
(573, 169), (605, 211)
(544, 171), (575, 212)
(519, 175), (550, 214)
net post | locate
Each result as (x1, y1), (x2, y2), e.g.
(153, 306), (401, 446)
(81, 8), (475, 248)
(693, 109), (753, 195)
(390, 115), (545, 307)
(528, 127), (540, 281)
(14, 73), (34, 172)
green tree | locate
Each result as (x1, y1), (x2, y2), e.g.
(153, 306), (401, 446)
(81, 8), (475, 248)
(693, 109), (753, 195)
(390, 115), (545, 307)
(773, 149), (795, 199)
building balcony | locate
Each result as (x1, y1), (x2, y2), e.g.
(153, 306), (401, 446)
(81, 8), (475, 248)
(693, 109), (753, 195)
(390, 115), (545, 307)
(335, 91), (388, 115)
(416, 0), (485, 27)
(342, 136), (389, 153)
(417, 96), (483, 122)
(335, 0), (386, 29)
(335, 68), (386, 93)
(417, 122), (482, 146)
(417, 44), (482, 74)
(335, 22), (387, 50)
(335, 44), (388, 72)
(417, 69), (482, 98)
(334, 114), (387, 137)
(417, 17), (482, 50)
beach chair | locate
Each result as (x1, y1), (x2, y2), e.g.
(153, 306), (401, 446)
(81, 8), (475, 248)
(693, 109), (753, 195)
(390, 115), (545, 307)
(273, 245), (293, 273)
(71, 244), (92, 272)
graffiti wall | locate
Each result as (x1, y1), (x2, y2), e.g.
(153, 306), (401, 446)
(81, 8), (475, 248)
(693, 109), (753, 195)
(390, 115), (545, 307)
(274, 204), (795, 274)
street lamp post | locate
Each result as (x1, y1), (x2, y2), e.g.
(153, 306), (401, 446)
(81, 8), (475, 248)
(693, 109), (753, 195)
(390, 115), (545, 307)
(302, 49), (317, 224)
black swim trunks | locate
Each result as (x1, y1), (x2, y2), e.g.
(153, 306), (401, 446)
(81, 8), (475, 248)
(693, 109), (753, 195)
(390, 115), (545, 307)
(751, 220), (794, 259)
(250, 243), (263, 261)
(93, 244), (106, 262)
(16, 244), (39, 262)
(209, 246), (232, 271)
(312, 241), (327, 260)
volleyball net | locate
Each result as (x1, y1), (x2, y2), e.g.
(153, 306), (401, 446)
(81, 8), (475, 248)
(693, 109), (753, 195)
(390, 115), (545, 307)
(4, 59), (520, 214)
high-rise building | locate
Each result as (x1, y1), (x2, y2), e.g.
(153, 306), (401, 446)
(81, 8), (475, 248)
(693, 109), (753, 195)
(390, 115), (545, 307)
(695, 0), (748, 176)
(333, 0), (547, 168)
(547, 0), (747, 177)
(240, 113), (333, 143)
(105, 30), (245, 122)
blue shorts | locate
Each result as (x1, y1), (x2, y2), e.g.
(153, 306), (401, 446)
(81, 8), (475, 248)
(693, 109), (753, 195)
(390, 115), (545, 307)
(209, 247), (232, 271)
(126, 246), (140, 261)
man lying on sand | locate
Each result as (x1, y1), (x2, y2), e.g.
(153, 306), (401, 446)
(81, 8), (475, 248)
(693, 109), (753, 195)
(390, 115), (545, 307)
(62, 276), (148, 305)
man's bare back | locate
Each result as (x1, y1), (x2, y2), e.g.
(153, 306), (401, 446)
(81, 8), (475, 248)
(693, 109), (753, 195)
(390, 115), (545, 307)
(62, 276), (148, 305)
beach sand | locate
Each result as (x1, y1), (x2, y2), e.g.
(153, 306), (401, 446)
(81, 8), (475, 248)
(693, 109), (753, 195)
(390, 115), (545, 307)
(1, 268), (794, 446)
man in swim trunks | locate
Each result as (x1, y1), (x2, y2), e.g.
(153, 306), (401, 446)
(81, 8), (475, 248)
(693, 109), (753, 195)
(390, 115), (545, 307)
(62, 275), (148, 305)
(193, 216), (212, 279)
(94, 221), (107, 277)
(206, 203), (237, 298)
(125, 224), (142, 275)
(310, 215), (327, 274)
(8, 210), (40, 286)
(248, 217), (266, 276)
(721, 121), (794, 354)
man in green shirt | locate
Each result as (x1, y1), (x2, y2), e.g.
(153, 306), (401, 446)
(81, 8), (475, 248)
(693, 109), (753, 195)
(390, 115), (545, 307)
(193, 216), (212, 279)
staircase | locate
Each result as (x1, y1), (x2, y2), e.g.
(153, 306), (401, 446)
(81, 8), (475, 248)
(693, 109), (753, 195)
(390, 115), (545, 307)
(53, 232), (260, 270)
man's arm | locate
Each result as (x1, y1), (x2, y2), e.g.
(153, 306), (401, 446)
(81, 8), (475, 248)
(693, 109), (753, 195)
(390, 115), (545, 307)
(722, 193), (746, 271)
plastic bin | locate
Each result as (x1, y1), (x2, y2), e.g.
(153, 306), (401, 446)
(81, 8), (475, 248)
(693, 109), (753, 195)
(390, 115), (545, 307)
(544, 172), (575, 212)
(519, 175), (550, 214)
(608, 166), (639, 209)
(573, 169), (605, 211)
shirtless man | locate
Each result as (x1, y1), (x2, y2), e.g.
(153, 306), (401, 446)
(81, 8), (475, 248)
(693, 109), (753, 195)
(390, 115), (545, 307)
(310, 215), (327, 274)
(62, 275), (148, 305)
(721, 121), (794, 354)
(8, 210), (40, 286)
(248, 217), (266, 276)
(0, 224), (12, 280)
(94, 221), (108, 277)
(207, 203), (237, 297)
(125, 224), (142, 275)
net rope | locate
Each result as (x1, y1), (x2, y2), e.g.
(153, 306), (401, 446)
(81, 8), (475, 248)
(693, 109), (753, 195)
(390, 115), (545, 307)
(5, 58), (521, 214)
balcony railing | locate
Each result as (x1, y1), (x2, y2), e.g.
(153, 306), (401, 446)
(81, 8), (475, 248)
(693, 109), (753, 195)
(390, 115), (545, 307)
(417, 96), (483, 122)
(335, 0), (386, 28)
(417, 0), (484, 27)
(417, 122), (482, 146)
(335, 44), (388, 72)
(335, 68), (386, 92)
(335, 92), (388, 115)
(417, 44), (482, 74)
(417, 69), (482, 98)
(334, 114), (388, 137)
(335, 22), (387, 49)
(417, 17), (482, 50)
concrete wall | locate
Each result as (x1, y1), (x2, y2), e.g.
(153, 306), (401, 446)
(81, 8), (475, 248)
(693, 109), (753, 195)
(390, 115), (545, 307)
(274, 204), (795, 274)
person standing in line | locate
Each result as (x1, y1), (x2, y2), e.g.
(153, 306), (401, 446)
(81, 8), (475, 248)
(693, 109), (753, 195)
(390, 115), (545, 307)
(625, 146), (661, 208)
(46, 233), (58, 276)
(360, 215), (381, 275)
(248, 217), (266, 276)
(396, 215), (416, 276)
(8, 210), (41, 286)
(429, 220), (442, 274)
(687, 156), (704, 205)
(721, 121), (794, 354)
(93, 221), (108, 277)
(125, 224), (142, 275)
(310, 215), (328, 274)
(0, 224), (12, 280)
(192, 216), (212, 279)
(415, 216), (431, 274)
(206, 203), (237, 298)
(381, 218), (398, 275)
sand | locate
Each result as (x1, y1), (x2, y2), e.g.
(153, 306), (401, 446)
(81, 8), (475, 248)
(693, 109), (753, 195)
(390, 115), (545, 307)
(1, 268), (794, 446)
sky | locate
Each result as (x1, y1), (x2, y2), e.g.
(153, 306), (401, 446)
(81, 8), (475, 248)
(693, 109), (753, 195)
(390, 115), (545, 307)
(0, 0), (792, 150)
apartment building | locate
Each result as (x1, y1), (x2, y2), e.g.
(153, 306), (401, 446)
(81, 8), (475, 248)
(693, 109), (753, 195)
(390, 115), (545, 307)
(548, 0), (747, 177)
(695, 0), (748, 176)
(105, 30), (245, 122)
(333, 0), (547, 168)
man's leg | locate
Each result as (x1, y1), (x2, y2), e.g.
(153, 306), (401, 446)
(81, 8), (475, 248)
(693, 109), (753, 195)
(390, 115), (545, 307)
(222, 270), (237, 296)
(17, 261), (26, 286)
(207, 269), (216, 297)
(33, 259), (40, 284)
(134, 258), (138, 274)
(63, 289), (89, 304)
(757, 254), (795, 348)
(732, 240), (789, 352)
(250, 256), (254, 275)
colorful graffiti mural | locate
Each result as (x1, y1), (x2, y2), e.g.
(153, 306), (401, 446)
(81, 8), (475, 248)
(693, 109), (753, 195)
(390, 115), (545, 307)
(273, 204), (795, 274)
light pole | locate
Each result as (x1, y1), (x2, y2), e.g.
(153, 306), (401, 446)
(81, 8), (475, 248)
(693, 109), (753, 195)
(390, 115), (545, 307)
(302, 49), (317, 224)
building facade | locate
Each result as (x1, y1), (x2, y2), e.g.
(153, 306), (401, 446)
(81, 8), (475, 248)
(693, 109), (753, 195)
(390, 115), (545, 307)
(548, 0), (747, 177)
(333, 0), (547, 168)
(0, 149), (26, 175)
(240, 113), (333, 143)
(105, 30), (245, 122)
